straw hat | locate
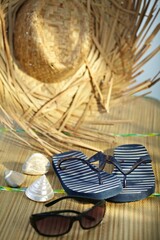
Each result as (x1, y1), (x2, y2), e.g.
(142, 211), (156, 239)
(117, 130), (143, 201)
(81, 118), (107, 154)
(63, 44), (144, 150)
(0, 0), (159, 155)
(13, 0), (92, 83)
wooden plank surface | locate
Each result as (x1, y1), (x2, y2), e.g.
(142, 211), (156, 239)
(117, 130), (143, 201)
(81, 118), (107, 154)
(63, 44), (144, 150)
(0, 97), (160, 240)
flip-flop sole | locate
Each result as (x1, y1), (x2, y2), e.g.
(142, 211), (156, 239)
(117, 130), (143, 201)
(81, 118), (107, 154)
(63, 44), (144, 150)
(52, 151), (122, 200)
(108, 144), (155, 202)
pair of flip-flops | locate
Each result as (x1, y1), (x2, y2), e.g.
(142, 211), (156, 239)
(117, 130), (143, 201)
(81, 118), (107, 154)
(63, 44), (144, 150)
(52, 144), (155, 202)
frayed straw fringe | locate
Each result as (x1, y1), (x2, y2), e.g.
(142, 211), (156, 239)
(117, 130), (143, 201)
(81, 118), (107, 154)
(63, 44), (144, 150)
(0, 0), (159, 155)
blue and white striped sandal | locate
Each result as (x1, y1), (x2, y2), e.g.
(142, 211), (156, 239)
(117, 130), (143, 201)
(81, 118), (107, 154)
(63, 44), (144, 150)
(52, 151), (122, 200)
(107, 144), (155, 202)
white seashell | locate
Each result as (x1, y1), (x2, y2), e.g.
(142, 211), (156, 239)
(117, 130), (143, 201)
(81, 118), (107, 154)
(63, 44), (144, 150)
(25, 175), (54, 202)
(4, 169), (26, 187)
(22, 153), (50, 175)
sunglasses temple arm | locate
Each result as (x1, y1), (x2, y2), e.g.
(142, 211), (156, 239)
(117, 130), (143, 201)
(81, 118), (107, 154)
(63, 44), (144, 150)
(45, 196), (83, 207)
(45, 196), (70, 207)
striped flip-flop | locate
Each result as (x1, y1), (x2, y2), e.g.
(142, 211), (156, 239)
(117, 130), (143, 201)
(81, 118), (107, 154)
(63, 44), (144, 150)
(52, 151), (122, 200)
(108, 144), (155, 202)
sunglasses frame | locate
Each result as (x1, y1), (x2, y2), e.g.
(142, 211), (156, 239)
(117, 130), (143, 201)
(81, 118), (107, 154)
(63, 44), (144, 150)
(30, 196), (106, 237)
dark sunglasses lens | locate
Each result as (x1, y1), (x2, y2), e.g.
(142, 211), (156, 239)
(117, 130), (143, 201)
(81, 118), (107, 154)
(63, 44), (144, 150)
(81, 203), (105, 229)
(35, 215), (71, 236)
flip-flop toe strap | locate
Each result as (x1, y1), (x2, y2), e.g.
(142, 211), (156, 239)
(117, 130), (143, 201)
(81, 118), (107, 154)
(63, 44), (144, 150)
(58, 157), (103, 185)
(125, 155), (151, 175)
(109, 155), (151, 188)
(88, 152), (107, 170)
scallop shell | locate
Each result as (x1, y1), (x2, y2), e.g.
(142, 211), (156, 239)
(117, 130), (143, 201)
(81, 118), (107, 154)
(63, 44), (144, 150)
(22, 153), (50, 175)
(25, 175), (54, 202)
(4, 169), (26, 187)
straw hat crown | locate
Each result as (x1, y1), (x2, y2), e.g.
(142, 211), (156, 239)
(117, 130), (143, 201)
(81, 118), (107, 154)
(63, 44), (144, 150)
(13, 0), (91, 83)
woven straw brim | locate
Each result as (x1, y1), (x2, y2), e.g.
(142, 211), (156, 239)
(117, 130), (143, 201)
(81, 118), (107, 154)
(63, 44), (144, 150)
(0, 0), (159, 155)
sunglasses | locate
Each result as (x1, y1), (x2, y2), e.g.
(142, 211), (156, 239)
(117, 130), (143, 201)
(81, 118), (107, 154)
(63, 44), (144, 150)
(30, 196), (106, 237)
